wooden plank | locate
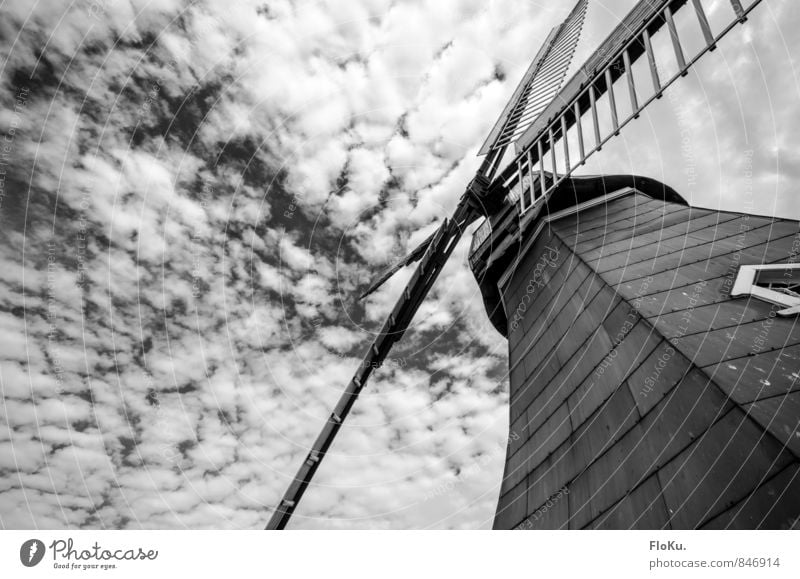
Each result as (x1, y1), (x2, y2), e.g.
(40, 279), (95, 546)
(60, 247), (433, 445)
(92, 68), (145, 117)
(623, 49), (640, 118)
(593, 217), (778, 274)
(526, 443), (579, 521)
(574, 101), (585, 161)
(744, 391), (800, 457)
(518, 485), (570, 529)
(587, 474), (671, 529)
(578, 209), (733, 262)
(524, 402), (573, 472)
(512, 266), (603, 383)
(664, 5), (688, 74)
(702, 464), (800, 529)
(493, 478), (528, 529)
(690, 0), (716, 50)
(568, 324), (660, 428)
(605, 68), (620, 134)
(618, 273), (734, 314)
(568, 422), (650, 529)
(571, 382), (641, 473)
(589, 84), (602, 147)
(648, 296), (778, 339)
(657, 407), (793, 529)
(602, 232), (800, 288)
(525, 325), (615, 436)
(626, 340), (692, 415)
(572, 204), (703, 255)
(704, 343), (800, 404)
(642, 28), (662, 96)
(556, 204), (668, 249)
(553, 194), (660, 236)
(672, 315), (800, 368)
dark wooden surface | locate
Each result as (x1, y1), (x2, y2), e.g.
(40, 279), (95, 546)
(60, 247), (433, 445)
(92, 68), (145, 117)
(493, 192), (800, 530)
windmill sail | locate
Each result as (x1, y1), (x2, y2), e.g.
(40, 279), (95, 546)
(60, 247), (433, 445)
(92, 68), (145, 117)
(479, 0), (588, 157)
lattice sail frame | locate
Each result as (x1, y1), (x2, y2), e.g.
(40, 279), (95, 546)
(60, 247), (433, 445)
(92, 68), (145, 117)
(479, 0), (589, 156)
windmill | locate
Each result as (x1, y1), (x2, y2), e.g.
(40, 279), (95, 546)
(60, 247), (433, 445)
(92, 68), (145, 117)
(267, 0), (790, 530)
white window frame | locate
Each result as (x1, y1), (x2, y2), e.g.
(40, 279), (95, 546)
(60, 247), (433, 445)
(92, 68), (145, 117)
(730, 264), (800, 317)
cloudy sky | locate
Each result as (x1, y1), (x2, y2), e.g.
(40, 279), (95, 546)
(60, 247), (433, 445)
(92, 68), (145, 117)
(0, 0), (797, 530)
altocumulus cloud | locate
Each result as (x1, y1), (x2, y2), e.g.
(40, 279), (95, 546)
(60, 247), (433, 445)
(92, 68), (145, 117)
(0, 0), (560, 530)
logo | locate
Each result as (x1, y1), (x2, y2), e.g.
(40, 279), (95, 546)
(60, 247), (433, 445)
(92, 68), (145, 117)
(20, 539), (45, 567)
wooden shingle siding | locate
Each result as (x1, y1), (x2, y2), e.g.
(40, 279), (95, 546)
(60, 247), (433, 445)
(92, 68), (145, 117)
(704, 344), (800, 404)
(493, 191), (800, 529)
(701, 464), (800, 529)
(657, 407), (794, 529)
(744, 392), (800, 457)
(586, 474), (672, 530)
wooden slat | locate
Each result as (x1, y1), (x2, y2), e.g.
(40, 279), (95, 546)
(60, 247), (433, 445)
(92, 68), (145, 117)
(704, 343), (800, 404)
(702, 464), (800, 529)
(605, 68), (620, 134)
(691, 0), (716, 50)
(573, 101), (586, 161)
(623, 49), (640, 118)
(642, 28), (662, 96)
(657, 408), (792, 529)
(588, 84), (602, 147)
(664, 5), (689, 75)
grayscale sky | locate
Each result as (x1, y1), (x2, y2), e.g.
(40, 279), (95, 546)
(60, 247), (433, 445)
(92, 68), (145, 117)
(0, 0), (795, 529)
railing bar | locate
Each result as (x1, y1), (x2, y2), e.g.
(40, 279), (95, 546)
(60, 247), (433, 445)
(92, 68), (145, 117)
(642, 28), (662, 97)
(691, 0), (716, 50)
(622, 49), (640, 119)
(573, 101), (585, 163)
(604, 68), (620, 134)
(664, 6), (688, 75)
(561, 115), (570, 172)
(730, 0), (747, 22)
(537, 139), (546, 196)
(588, 84), (601, 148)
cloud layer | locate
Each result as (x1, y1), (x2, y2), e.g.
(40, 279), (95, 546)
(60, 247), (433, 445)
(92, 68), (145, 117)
(0, 0), (797, 529)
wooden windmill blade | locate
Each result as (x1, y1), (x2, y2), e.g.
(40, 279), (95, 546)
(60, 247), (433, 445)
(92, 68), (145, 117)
(478, 0), (589, 159)
(266, 197), (478, 530)
(266, 0), (592, 532)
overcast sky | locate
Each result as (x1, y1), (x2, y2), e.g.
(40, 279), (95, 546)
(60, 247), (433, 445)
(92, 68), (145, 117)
(0, 0), (796, 530)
